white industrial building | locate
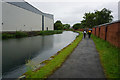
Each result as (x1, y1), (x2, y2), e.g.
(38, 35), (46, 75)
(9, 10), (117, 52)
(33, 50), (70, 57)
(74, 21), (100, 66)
(2, 0), (54, 32)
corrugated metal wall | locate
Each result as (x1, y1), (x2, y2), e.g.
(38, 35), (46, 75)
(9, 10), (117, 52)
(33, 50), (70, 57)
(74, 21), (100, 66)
(2, 2), (54, 32)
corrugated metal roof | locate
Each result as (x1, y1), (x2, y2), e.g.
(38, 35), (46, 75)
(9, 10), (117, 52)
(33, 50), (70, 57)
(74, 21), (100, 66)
(3, 0), (53, 19)
(94, 20), (120, 28)
(44, 13), (54, 19)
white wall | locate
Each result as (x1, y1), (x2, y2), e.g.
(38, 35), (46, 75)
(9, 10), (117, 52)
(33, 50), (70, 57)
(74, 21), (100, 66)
(44, 16), (54, 30)
(2, 2), (44, 32)
(0, 1), (2, 32)
(0, 2), (2, 79)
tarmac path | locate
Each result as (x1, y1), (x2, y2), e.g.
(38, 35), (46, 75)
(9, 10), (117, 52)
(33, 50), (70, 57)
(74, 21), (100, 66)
(49, 35), (105, 78)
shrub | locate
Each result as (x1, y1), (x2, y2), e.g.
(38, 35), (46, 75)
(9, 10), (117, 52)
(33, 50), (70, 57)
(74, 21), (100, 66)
(2, 33), (15, 39)
(37, 30), (63, 35)
(15, 31), (28, 38)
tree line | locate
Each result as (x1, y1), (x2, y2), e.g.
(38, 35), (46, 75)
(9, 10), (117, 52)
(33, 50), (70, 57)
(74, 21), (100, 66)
(54, 8), (113, 30)
(54, 20), (70, 30)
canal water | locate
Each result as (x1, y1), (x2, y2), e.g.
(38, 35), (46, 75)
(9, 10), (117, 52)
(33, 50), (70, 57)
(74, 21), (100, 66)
(2, 31), (78, 78)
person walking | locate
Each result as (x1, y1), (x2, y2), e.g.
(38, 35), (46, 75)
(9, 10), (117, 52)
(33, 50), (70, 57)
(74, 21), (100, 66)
(88, 30), (92, 38)
(83, 30), (87, 38)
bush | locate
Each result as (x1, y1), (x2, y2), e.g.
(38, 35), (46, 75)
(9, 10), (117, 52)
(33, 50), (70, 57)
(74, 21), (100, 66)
(2, 30), (63, 39)
(37, 30), (63, 35)
(72, 23), (82, 30)
(2, 33), (15, 39)
(54, 20), (63, 30)
(15, 31), (28, 38)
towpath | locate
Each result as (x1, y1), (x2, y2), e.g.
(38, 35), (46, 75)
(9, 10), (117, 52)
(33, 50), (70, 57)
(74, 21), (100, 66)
(49, 35), (105, 78)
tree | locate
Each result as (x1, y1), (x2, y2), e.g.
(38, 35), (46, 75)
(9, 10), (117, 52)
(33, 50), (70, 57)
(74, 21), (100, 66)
(95, 8), (113, 25)
(72, 23), (82, 30)
(81, 20), (86, 28)
(80, 8), (113, 28)
(63, 24), (70, 30)
(54, 20), (63, 30)
(82, 12), (96, 28)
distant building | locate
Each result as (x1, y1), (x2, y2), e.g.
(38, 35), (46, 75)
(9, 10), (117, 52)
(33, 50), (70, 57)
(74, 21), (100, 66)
(2, 0), (54, 32)
(118, 1), (120, 20)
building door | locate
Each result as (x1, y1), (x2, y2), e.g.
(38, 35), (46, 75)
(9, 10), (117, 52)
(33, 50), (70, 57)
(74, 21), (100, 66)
(47, 27), (48, 31)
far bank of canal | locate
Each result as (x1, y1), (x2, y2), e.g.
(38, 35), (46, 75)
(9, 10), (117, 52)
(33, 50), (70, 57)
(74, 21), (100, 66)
(2, 31), (78, 78)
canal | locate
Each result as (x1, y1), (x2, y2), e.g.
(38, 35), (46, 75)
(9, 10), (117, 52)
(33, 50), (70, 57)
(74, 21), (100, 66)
(2, 31), (78, 78)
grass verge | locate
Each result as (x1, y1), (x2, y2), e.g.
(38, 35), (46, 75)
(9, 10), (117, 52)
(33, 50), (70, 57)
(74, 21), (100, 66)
(25, 31), (83, 78)
(2, 30), (63, 39)
(92, 35), (120, 78)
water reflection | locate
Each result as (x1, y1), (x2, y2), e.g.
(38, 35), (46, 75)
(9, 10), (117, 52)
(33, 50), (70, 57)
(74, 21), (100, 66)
(0, 38), (2, 79)
(2, 31), (78, 78)
(2, 35), (54, 73)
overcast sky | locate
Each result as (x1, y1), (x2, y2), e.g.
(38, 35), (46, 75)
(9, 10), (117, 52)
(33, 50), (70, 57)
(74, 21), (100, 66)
(25, 0), (119, 26)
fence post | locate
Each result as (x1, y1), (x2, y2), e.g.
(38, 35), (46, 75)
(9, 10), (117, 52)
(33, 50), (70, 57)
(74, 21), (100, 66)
(105, 25), (108, 40)
(95, 27), (96, 36)
(99, 26), (100, 38)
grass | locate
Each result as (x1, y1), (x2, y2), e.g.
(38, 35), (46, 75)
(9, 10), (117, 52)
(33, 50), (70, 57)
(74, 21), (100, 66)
(25, 31), (83, 78)
(92, 35), (120, 78)
(2, 30), (63, 39)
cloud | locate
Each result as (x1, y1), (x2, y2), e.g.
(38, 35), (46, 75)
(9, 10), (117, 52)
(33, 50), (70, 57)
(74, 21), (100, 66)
(26, 1), (119, 26)
(25, 0), (120, 2)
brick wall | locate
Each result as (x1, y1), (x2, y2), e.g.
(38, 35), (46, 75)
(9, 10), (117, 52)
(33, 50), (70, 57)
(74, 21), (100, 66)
(118, 23), (120, 48)
(96, 27), (99, 37)
(107, 22), (120, 48)
(92, 28), (96, 35)
(100, 26), (106, 40)
(92, 20), (120, 48)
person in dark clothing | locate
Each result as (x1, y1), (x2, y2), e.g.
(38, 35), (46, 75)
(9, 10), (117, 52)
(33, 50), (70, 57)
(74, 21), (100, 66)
(83, 30), (87, 38)
(88, 30), (92, 38)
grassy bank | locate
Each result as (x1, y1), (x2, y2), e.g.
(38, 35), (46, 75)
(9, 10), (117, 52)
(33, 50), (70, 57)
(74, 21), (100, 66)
(2, 30), (63, 39)
(92, 35), (120, 78)
(25, 31), (83, 78)
(37, 30), (63, 35)
(2, 31), (28, 39)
